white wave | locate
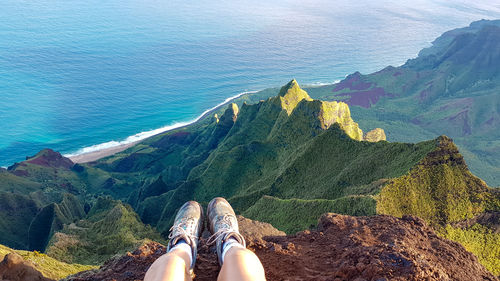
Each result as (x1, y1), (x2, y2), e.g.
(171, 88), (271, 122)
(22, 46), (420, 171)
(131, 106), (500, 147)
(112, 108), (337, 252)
(64, 90), (257, 158)
(303, 80), (341, 87)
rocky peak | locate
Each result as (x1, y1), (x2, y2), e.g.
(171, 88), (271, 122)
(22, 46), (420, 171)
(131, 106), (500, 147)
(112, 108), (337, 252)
(229, 103), (239, 122)
(272, 80), (371, 141)
(364, 128), (387, 142)
(24, 149), (74, 169)
(317, 100), (363, 141)
(277, 79), (312, 115)
(217, 103), (239, 126)
(422, 135), (468, 168)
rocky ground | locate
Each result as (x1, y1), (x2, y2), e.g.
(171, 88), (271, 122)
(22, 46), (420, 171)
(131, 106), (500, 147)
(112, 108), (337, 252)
(59, 214), (497, 281)
(0, 252), (52, 281)
(2, 214), (496, 281)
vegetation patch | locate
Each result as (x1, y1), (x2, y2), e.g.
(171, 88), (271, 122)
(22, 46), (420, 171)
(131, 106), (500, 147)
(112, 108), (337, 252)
(442, 224), (500, 275)
(243, 195), (376, 233)
(0, 244), (96, 280)
(45, 197), (165, 265)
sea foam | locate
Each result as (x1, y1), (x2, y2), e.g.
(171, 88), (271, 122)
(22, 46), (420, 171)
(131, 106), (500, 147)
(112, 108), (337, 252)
(303, 80), (341, 87)
(64, 91), (257, 158)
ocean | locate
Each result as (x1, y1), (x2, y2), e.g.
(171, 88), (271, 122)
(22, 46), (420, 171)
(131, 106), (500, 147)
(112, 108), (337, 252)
(1, 0), (499, 166)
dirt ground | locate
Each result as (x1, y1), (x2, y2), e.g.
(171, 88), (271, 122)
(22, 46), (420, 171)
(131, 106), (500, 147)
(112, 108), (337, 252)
(63, 214), (497, 281)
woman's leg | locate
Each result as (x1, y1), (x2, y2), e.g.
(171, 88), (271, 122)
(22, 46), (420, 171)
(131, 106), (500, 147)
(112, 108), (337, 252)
(144, 248), (192, 281)
(144, 201), (204, 281)
(207, 197), (266, 281)
(217, 247), (266, 281)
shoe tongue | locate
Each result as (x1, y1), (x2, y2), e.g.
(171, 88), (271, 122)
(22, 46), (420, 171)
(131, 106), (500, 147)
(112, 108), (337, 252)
(171, 234), (191, 247)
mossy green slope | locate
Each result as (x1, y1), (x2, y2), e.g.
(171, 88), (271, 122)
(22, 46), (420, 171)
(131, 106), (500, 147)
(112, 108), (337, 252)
(377, 136), (496, 226)
(377, 136), (500, 274)
(243, 195), (376, 233)
(442, 224), (499, 275)
(0, 192), (39, 249)
(0, 244), (96, 280)
(45, 197), (164, 265)
(28, 193), (85, 252)
(267, 126), (434, 200)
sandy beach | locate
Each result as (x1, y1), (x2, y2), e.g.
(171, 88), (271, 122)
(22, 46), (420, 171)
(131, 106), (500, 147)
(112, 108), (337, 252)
(69, 142), (138, 163)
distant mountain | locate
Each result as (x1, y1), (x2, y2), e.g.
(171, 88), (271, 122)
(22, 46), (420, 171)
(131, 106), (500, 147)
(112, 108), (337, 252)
(306, 19), (500, 186)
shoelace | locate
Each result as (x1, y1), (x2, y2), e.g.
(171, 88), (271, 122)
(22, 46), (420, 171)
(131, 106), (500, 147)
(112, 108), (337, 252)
(169, 217), (198, 242)
(206, 214), (234, 245)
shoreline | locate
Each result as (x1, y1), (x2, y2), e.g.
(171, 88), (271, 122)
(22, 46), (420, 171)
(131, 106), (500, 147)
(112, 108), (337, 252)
(66, 81), (339, 164)
(69, 142), (138, 163)
(68, 90), (257, 163)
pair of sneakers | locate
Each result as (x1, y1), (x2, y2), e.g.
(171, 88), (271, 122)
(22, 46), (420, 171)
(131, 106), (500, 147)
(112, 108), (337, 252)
(167, 197), (246, 270)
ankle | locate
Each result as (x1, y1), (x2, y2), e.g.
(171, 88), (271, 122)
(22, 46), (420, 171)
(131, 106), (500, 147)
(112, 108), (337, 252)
(221, 237), (245, 263)
(169, 240), (194, 269)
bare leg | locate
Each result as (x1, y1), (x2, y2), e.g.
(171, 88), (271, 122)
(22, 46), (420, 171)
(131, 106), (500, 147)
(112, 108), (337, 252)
(144, 248), (193, 281)
(145, 201), (203, 281)
(217, 247), (266, 281)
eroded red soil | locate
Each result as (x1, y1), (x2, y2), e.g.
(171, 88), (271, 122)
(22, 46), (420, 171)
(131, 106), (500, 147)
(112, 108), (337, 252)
(64, 214), (497, 281)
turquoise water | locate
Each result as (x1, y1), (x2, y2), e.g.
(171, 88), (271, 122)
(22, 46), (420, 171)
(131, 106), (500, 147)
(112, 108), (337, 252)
(1, 0), (499, 166)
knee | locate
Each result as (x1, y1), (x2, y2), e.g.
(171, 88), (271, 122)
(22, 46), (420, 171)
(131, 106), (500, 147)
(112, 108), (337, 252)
(144, 251), (189, 281)
(230, 247), (260, 261)
(226, 247), (266, 273)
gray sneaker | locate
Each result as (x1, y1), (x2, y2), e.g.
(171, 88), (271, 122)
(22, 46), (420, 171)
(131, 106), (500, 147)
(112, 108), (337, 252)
(207, 197), (246, 265)
(167, 201), (204, 270)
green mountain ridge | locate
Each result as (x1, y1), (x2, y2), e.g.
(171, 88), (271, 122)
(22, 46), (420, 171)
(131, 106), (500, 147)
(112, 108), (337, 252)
(0, 21), (499, 276)
(306, 19), (500, 186)
(45, 197), (164, 265)
(28, 193), (85, 252)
